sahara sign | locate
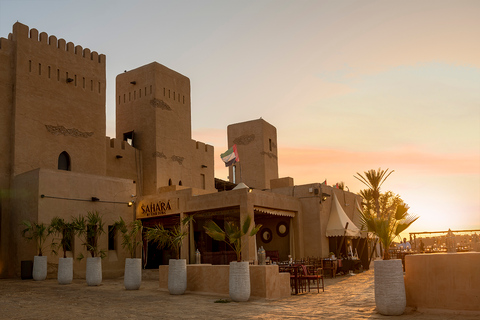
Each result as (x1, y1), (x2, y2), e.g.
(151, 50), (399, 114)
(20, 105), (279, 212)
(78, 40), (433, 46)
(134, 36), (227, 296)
(137, 199), (176, 219)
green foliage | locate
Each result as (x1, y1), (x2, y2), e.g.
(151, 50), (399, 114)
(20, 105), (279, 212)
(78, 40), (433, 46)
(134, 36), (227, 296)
(113, 217), (143, 259)
(49, 217), (76, 258)
(204, 215), (262, 262)
(145, 215), (193, 260)
(73, 211), (106, 259)
(355, 168), (418, 260)
(21, 220), (51, 256)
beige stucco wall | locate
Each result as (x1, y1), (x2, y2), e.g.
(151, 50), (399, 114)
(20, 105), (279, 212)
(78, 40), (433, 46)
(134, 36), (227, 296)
(10, 168), (136, 279)
(158, 264), (291, 300)
(405, 253), (480, 312)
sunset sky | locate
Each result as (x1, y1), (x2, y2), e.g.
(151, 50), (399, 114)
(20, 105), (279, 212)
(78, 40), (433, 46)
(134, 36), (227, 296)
(1, 0), (479, 236)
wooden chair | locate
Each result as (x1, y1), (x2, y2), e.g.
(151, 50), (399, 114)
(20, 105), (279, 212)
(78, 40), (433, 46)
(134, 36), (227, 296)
(300, 265), (324, 292)
(322, 259), (337, 278)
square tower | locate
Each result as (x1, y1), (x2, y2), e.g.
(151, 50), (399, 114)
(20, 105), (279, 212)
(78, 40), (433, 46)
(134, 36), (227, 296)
(227, 118), (279, 189)
(0, 22), (107, 180)
(116, 62), (214, 194)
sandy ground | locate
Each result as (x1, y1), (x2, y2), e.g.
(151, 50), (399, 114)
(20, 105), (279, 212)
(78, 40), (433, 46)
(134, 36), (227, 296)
(0, 269), (478, 319)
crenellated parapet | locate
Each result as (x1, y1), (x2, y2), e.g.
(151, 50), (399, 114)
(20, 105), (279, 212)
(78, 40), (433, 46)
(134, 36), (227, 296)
(10, 22), (105, 64)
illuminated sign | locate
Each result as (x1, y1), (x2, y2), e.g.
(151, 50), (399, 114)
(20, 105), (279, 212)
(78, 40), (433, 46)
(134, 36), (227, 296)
(137, 199), (174, 218)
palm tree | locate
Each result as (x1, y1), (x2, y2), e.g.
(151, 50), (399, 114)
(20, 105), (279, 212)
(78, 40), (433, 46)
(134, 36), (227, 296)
(145, 215), (193, 260)
(360, 202), (418, 260)
(355, 168), (394, 216)
(113, 217), (143, 259)
(21, 221), (51, 256)
(355, 168), (418, 260)
(49, 217), (75, 258)
(204, 215), (261, 262)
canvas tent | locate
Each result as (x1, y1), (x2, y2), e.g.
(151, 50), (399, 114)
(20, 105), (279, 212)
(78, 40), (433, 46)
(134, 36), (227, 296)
(326, 193), (361, 237)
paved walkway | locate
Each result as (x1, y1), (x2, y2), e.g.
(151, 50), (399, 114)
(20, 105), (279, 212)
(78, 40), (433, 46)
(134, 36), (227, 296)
(0, 269), (478, 319)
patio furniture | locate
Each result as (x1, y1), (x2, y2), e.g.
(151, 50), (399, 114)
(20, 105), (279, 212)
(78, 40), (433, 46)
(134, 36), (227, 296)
(300, 265), (324, 293)
(322, 259), (337, 278)
(279, 264), (304, 294)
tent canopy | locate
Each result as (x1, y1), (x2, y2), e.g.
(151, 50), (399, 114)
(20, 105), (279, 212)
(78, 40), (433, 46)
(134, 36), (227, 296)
(326, 193), (361, 238)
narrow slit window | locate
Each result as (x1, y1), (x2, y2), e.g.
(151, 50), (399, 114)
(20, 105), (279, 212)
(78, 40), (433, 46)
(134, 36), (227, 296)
(173, 91), (175, 101)
(98, 81), (100, 93)
(108, 225), (116, 251)
(29, 60), (32, 72)
(57, 69), (60, 81)
(91, 80), (93, 91)
(139, 89), (142, 98)
(75, 75), (77, 86)
(48, 66), (51, 78)
(118, 95), (121, 104)
(38, 63), (41, 75)
(163, 87), (165, 96)
(183, 95), (185, 104)
(83, 77), (85, 88)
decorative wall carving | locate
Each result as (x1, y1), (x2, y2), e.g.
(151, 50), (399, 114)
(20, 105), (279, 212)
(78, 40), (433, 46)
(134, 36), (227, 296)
(150, 98), (172, 111)
(171, 155), (184, 165)
(153, 151), (167, 159)
(45, 125), (93, 138)
(261, 151), (277, 159)
(233, 134), (255, 145)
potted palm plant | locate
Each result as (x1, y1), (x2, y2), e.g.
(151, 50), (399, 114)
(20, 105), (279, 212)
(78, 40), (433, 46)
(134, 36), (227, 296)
(49, 217), (76, 284)
(204, 215), (261, 302)
(356, 168), (418, 316)
(145, 215), (193, 295)
(113, 217), (143, 290)
(73, 211), (106, 286)
(21, 220), (51, 281)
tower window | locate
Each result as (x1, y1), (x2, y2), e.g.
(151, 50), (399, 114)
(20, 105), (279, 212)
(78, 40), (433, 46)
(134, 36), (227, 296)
(58, 151), (71, 171)
(269, 139), (272, 151)
(123, 131), (134, 147)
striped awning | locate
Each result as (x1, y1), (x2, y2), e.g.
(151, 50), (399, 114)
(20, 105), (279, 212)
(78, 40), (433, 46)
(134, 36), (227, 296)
(254, 206), (296, 217)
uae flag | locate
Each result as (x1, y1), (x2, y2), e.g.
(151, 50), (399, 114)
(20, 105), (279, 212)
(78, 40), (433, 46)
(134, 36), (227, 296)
(221, 144), (239, 167)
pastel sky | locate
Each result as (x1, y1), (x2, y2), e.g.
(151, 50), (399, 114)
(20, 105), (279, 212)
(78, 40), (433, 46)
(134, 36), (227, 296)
(1, 0), (479, 236)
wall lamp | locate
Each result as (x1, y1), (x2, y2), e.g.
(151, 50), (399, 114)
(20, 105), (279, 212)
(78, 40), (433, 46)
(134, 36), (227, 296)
(130, 81), (136, 85)
(321, 193), (331, 202)
(66, 78), (74, 83)
(116, 155), (123, 159)
(91, 197), (100, 202)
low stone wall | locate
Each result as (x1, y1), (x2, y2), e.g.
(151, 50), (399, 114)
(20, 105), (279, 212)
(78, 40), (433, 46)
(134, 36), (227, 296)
(159, 264), (291, 300)
(405, 252), (480, 312)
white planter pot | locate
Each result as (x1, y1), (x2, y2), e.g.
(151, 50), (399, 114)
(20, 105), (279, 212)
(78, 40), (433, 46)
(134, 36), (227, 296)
(124, 258), (142, 290)
(168, 259), (187, 295)
(229, 261), (250, 302)
(374, 259), (406, 316)
(58, 257), (73, 285)
(33, 256), (47, 281)
(86, 257), (102, 286)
